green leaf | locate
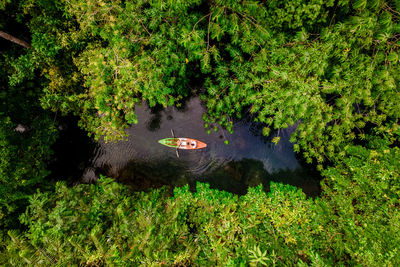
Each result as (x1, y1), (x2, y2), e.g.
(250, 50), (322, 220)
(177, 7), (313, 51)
(388, 52), (398, 63)
(272, 136), (280, 145)
(262, 127), (270, 136)
(353, 0), (367, 9)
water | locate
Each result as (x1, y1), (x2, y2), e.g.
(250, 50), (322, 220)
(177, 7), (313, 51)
(79, 97), (320, 196)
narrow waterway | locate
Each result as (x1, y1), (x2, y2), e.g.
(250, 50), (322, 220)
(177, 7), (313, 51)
(68, 97), (320, 196)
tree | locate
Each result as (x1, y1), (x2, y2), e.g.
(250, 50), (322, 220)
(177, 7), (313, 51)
(317, 135), (400, 265)
(13, 0), (399, 165)
(6, 138), (400, 266)
(200, 0), (400, 164)
(1, 1), (400, 265)
(0, 2), (57, 234)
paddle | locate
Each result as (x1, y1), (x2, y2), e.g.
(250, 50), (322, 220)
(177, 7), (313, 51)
(171, 129), (180, 158)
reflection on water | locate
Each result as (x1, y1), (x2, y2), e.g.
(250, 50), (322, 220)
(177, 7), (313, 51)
(82, 97), (321, 196)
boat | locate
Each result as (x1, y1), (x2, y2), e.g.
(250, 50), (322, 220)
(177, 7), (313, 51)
(158, 137), (207, 150)
(159, 130), (207, 158)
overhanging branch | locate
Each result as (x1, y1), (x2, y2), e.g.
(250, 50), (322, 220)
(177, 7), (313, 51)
(0, 30), (31, 48)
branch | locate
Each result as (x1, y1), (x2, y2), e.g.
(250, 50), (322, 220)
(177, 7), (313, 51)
(192, 12), (212, 32)
(207, 12), (212, 52)
(0, 30), (31, 48)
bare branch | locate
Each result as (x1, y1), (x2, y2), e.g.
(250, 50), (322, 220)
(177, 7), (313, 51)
(0, 30), (31, 48)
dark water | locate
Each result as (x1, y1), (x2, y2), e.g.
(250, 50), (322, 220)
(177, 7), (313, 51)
(75, 97), (321, 196)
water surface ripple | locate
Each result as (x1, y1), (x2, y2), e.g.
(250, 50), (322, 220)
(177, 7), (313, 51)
(85, 97), (321, 196)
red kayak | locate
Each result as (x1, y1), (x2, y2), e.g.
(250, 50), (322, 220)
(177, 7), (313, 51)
(158, 137), (207, 150)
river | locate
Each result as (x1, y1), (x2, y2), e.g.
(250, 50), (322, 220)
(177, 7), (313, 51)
(51, 97), (321, 196)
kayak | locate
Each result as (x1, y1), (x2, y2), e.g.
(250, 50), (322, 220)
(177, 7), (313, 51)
(158, 138), (207, 150)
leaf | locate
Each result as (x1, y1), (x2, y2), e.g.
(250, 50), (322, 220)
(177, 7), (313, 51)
(388, 52), (398, 63)
(262, 127), (270, 136)
(353, 0), (367, 9)
(272, 136), (280, 145)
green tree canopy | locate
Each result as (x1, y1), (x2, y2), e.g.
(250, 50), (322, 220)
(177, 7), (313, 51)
(7, 0), (397, 164)
(0, 47), (57, 232)
(6, 138), (400, 265)
(0, 1), (399, 265)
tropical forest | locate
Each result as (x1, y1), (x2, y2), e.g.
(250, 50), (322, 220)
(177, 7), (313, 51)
(1, 0), (400, 265)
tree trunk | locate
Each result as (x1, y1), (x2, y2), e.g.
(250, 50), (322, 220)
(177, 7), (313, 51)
(0, 30), (31, 48)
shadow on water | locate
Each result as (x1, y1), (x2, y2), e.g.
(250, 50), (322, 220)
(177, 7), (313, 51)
(115, 159), (189, 192)
(77, 97), (322, 197)
(86, 157), (321, 197)
(203, 158), (320, 196)
(48, 116), (97, 185)
(147, 106), (163, 132)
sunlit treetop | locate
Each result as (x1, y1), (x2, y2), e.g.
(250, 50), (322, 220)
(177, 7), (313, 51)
(5, 0), (400, 162)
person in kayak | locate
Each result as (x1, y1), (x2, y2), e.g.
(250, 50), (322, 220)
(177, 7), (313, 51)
(177, 139), (196, 149)
(191, 141), (197, 148)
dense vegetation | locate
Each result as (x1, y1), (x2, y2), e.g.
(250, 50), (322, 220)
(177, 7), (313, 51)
(0, 14), (58, 236)
(0, 0), (399, 265)
(6, 141), (400, 265)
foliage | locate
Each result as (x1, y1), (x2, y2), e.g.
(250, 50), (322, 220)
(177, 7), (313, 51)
(0, 47), (57, 232)
(318, 136), (400, 266)
(0, 4), (57, 262)
(3, 177), (310, 265)
(12, 0), (400, 164)
(1, 1), (400, 266)
(16, 0), (206, 141)
(5, 140), (400, 266)
(200, 0), (400, 164)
